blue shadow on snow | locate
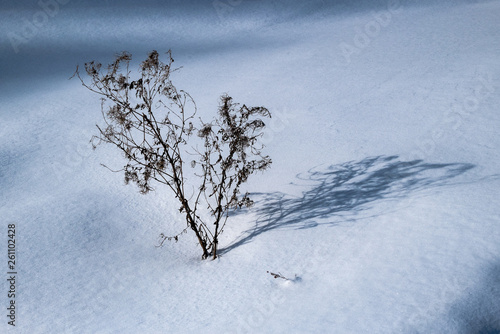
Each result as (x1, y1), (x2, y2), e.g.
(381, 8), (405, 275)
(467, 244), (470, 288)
(220, 155), (474, 254)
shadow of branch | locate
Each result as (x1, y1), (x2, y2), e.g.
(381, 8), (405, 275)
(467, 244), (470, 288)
(221, 155), (474, 254)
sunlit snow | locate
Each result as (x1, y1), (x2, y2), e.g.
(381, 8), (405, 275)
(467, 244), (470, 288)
(1, 0), (499, 333)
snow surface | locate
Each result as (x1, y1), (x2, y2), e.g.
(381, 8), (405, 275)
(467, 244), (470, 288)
(1, 0), (500, 333)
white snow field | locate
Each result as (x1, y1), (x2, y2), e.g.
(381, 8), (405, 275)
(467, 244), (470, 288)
(1, 0), (500, 333)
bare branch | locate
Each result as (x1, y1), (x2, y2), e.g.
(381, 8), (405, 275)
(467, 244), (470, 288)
(74, 50), (271, 260)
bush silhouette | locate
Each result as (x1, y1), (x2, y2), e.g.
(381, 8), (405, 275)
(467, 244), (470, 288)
(73, 50), (271, 259)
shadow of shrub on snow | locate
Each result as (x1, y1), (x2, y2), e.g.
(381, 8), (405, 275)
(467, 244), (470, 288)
(221, 155), (474, 254)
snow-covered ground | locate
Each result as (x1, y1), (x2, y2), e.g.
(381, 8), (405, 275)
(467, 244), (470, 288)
(1, 0), (499, 333)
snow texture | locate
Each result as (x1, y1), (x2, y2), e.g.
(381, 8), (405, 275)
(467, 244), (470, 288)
(1, 0), (499, 333)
